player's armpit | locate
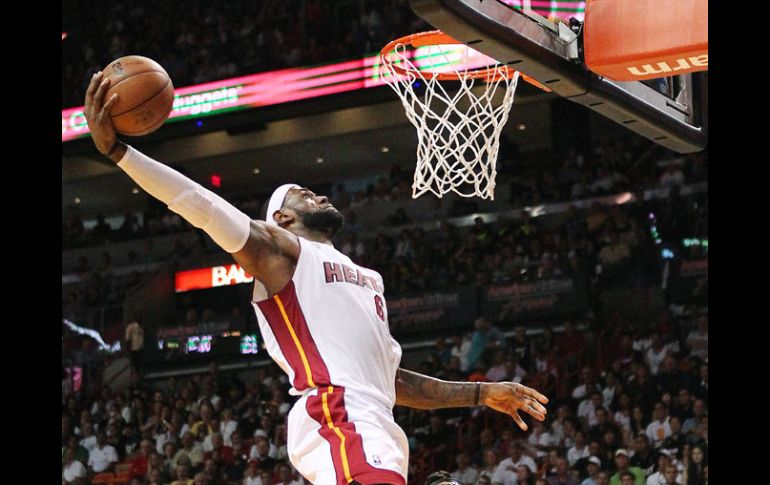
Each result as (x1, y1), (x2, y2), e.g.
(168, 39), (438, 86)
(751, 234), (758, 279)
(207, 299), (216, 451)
(231, 221), (299, 296)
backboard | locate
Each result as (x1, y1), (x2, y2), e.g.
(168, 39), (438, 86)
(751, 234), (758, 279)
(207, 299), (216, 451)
(409, 0), (707, 153)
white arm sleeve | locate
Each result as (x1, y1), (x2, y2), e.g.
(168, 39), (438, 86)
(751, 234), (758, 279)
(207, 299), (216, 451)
(117, 145), (251, 253)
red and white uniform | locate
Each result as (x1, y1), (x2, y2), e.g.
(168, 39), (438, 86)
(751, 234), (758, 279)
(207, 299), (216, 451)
(252, 236), (407, 485)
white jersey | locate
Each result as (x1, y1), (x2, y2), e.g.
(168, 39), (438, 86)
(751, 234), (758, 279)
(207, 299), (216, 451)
(252, 236), (408, 485)
(252, 236), (402, 402)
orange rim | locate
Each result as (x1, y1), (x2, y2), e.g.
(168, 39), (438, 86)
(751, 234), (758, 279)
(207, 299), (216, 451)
(380, 30), (551, 91)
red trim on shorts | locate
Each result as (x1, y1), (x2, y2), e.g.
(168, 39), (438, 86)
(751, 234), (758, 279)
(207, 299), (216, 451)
(256, 281), (331, 391)
(306, 386), (406, 485)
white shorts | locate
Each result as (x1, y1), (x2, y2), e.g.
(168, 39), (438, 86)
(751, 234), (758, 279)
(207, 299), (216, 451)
(287, 386), (409, 485)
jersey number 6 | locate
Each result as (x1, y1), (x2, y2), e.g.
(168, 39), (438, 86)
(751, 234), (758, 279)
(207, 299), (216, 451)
(374, 295), (384, 321)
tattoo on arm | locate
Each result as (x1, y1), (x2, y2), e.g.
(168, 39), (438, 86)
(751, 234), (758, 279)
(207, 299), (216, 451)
(395, 368), (483, 409)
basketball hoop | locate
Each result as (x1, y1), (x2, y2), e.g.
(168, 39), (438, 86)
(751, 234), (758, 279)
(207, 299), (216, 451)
(380, 31), (524, 200)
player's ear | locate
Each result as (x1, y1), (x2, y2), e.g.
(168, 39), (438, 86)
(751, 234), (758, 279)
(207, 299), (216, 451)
(273, 208), (295, 226)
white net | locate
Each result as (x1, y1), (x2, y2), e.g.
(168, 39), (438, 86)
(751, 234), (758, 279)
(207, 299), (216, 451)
(381, 37), (520, 200)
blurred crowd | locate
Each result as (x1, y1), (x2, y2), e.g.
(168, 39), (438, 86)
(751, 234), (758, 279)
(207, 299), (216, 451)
(62, 307), (708, 484)
(63, 0), (429, 107)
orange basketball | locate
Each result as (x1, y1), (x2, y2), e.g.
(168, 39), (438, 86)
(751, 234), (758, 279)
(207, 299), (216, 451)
(102, 55), (175, 136)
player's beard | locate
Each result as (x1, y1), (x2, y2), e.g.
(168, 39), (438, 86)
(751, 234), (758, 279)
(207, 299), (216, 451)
(297, 207), (344, 237)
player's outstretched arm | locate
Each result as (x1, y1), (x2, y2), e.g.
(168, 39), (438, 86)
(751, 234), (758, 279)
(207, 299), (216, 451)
(394, 368), (548, 431)
(83, 71), (298, 288)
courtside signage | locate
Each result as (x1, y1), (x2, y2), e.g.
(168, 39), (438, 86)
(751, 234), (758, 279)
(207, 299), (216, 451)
(175, 264), (253, 292)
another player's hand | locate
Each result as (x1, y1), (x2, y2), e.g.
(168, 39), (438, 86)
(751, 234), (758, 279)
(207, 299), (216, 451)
(83, 71), (120, 157)
(482, 381), (548, 431)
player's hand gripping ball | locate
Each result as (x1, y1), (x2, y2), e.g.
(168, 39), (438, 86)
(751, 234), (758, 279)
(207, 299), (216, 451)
(101, 55), (175, 136)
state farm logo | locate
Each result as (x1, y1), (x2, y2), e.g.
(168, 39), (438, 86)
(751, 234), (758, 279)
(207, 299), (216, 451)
(626, 54), (708, 77)
(212, 264), (254, 287)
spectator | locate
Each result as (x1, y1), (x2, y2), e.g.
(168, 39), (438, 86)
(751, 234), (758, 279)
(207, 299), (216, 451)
(645, 451), (682, 485)
(660, 416), (686, 457)
(682, 445), (706, 485)
(223, 449), (248, 481)
(517, 464), (537, 485)
(684, 317), (708, 362)
(145, 451), (170, 484)
(239, 405), (261, 438)
(536, 326), (558, 357)
(171, 462), (193, 485)
(340, 232), (366, 261)
(626, 366), (659, 415)
(579, 392), (604, 429)
(645, 403), (672, 448)
(175, 431), (205, 470)
(64, 434), (89, 466)
(681, 400), (706, 437)
(128, 439), (154, 478)
(125, 320), (145, 382)
(660, 464), (681, 485)
(644, 335), (671, 376)
(601, 372), (621, 411)
(466, 318), (505, 371)
(91, 213), (113, 244)
(556, 321), (585, 372)
(204, 432), (233, 464)
(451, 334), (472, 372)
(573, 368), (602, 402)
(249, 436), (279, 471)
(581, 456), (602, 485)
(567, 431), (590, 466)
(163, 442), (178, 474)
(88, 430), (119, 475)
(259, 469), (274, 485)
(550, 405), (575, 446)
(193, 471), (210, 485)
(219, 408), (239, 446)
(274, 463), (303, 485)
(492, 441), (536, 485)
(485, 350), (510, 382)
(547, 457), (579, 485)
(629, 435), (655, 477)
(479, 448), (501, 478)
(609, 449), (644, 485)
(62, 447), (88, 484)
(451, 452), (480, 485)
(619, 471), (637, 485)
(148, 466), (165, 485)
(670, 389), (694, 422)
(528, 420), (559, 456)
(511, 326), (533, 372)
(118, 210), (142, 239)
(596, 471), (611, 485)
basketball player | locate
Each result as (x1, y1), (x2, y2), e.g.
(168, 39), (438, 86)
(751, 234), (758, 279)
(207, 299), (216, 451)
(84, 72), (548, 485)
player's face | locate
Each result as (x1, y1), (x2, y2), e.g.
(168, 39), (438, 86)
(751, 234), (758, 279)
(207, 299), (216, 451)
(290, 187), (334, 211)
(284, 187), (344, 236)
